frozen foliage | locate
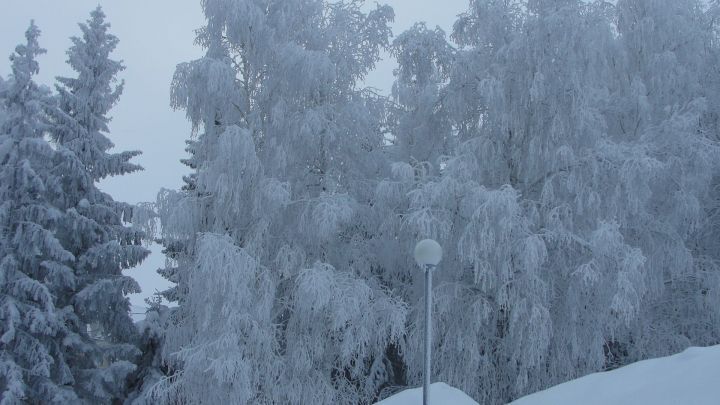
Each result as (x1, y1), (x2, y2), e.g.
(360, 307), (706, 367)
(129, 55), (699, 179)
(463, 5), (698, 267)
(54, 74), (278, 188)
(382, 0), (720, 403)
(150, 0), (720, 404)
(0, 11), (147, 404)
(511, 345), (720, 405)
(0, 23), (77, 404)
(154, 233), (280, 403)
(151, 1), (405, 404)
(54, 7), (142, 180)
(50, 7), (149, 403)
(124, 299), (171, 405)
(0, 77), (7, 129)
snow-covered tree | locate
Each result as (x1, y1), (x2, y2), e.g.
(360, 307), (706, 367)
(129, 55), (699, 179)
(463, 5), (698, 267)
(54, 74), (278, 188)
(390, 23), (454, 169)
(381, 0), (720, 403)
(611, 0), (720, 362)
(0, 22), (81, 404)
(135, 1), (720, 404)
(124, 297), (170, 405)
(152, 1), (406, 403)
(0, 76), (8, 128)
(372, 22), (455, 293)
(48, 7), (150, 402)
(54, 6), (141, 179)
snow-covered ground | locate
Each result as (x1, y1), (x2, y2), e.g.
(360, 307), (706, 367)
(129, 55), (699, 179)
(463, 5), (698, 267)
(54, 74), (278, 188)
(377, 345), (720, 405)
(511, 345), (720, 405)
(375, 382), (478, 405)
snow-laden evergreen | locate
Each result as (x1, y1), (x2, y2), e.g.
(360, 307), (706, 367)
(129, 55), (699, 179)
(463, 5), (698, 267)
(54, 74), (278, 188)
(54, 7), (142, 180)
(48, 7), (150, 403)
(0, 76), (7, 128)
(124, 297), (169, 405)
(149, 1), (405, 403)
(0, 13), (148, 404)
(0, 22), (80, 404)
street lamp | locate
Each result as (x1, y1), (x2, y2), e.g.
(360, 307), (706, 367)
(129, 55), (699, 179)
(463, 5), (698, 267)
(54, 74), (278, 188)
(414, 239), (442, 405)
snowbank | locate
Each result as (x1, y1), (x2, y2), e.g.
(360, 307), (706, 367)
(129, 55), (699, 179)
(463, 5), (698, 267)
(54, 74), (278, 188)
(511, 345), (720, 405)
(375, 382), (478, 405)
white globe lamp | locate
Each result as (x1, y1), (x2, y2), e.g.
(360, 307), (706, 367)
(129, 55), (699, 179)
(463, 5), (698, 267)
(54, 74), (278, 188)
(414, 239), (443, 269)
(414, 239), (442, 405)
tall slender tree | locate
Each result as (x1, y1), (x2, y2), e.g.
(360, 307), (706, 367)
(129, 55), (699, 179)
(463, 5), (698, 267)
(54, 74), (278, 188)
(48, 7), (150, 403)
(152, 1), (406, 403)
(54, 6), (141, 179)
(0, 22), (82, 404)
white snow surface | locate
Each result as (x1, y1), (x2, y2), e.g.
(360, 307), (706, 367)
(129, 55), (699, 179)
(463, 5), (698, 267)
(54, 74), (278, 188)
(375, 382), (479, 405)
(377, 346), (720, 405)
(511, 345), (720, 405)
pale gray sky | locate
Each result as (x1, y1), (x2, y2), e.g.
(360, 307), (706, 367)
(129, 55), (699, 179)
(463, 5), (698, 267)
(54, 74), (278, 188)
(0, 0), (468, 311)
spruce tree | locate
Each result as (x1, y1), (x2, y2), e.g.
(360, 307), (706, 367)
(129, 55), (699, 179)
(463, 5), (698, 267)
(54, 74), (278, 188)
(0, 76), (7, 127)
(0, 22), (80, 404)
(49, 7), (149, 403)
(54, 6), (141, 179)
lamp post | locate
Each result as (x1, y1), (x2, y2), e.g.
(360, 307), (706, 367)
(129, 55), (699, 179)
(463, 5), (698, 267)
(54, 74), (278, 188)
(414, 239), (443, 405)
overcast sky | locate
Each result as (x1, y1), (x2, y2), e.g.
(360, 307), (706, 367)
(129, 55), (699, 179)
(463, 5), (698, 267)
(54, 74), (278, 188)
(0, 0), (468, 311)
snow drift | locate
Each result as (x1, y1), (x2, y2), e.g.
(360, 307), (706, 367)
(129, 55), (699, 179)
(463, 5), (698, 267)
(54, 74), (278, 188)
(511, 345), (720, 405)
(377, 345), (720, 405)
(375, 382), (478, 405)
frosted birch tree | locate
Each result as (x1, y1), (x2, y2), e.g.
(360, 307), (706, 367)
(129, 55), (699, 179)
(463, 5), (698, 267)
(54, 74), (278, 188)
(140, 1), (720, 404)
(151, 1), (406, 403)
(611, 0), (720, 361)
(383, 0), (720, 403)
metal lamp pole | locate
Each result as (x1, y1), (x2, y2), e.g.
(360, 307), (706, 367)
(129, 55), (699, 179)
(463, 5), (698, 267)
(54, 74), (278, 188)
(414, 240), (443, 405)
(423, 263), (434, 405)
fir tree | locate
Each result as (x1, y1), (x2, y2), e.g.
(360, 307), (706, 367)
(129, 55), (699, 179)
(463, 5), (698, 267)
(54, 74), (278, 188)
(0, 21), (80, 404)
(49, 7), (149, 402)
(0, 76), (7, 127)
(54, 6), (141, 179)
